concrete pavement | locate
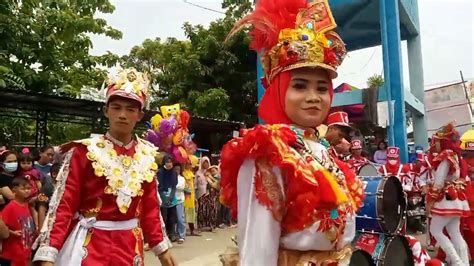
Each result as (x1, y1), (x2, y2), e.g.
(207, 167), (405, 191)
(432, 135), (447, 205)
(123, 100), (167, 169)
(145, 228), (236, 266)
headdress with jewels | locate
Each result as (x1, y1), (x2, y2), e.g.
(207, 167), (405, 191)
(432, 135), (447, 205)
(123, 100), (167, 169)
(105, 67), (150, 109)
(227, 0), (346, 84)
(432, 121), (460, 141)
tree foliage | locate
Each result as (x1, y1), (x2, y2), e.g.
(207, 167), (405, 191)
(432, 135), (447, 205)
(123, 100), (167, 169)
(121, 1), (258, 124)
(367, 74), (384, 88)
(0, 0), (121, 96)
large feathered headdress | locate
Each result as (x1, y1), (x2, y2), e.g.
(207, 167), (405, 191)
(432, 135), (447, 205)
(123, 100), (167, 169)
(227, 0), (346, 84)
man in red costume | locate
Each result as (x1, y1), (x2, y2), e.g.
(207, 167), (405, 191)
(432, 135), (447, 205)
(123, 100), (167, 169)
(33, 68), (174, 266)
(347, 139), (368, 173)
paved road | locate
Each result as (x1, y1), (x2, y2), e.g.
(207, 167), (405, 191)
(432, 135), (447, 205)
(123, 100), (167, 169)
(145, 228), (236, 265)
(145, 230), (437, 265)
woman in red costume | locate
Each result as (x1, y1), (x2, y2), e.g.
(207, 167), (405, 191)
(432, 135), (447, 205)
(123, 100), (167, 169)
(460, 138), (474, 261)
(426, 122), (470, 266)
(33, 68), (174, 266)
(220, 0), (365, 264)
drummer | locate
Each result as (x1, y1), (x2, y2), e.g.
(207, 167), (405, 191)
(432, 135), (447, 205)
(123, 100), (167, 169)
(347, 139), (369, 173)
(324, 111), (352, 161)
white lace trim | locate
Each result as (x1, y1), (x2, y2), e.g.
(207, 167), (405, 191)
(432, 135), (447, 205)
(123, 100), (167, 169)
(33, 149), (74, 261)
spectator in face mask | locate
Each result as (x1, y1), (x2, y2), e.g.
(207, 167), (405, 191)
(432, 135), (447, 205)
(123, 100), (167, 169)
(0, 150), (18, 211)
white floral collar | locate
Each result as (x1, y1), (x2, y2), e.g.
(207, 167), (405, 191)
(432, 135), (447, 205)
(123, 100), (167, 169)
(82, 135), (158, 213)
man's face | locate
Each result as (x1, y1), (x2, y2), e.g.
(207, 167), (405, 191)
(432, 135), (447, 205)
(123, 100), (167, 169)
(104, 97), (144, 136)
(352, 148), (362, 156)
(325, 125), (350, 146)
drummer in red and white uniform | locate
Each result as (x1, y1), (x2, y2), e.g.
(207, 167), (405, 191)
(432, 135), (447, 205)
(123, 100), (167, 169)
(347, 139), (368, 173)
(427, 122), (470, 266)
(325, 111), (352, 161)
(405, 152), (427, 196)
(378, 147), (412, 189)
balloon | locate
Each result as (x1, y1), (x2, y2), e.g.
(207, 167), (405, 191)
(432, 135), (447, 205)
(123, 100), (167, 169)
(189, 155), (199, 167)
(172, 146), (188, 164)
(159, 116), (176, 137)
(173, 129), (185, 145)
(160, 104), (181, 118)
(150, 114), (163, 130)
(179, 110), (190, 129)
(146, 130), (161, 146)
(145, 121), (152, 129)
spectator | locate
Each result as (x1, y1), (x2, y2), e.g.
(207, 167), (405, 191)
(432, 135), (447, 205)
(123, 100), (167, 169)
(173, 165), (186, 244)
(158, 155), (178, 242)
(374, 141), (388, 164)
(197, 167), (220, 232)
(195, 156), (210, 199)
(34, 145), (54, 179)
(0, 150), (17, 210)
(0, 176), (37, 266)
(17, 148), (42, 198)
(37, 163), (60, 231)
(182, 161), (199, 236)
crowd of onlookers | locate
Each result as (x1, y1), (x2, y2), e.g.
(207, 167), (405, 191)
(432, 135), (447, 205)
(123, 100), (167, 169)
(157, 155), (234, 245)
(0, 140), (236, 264)
(0, 145), (59, 265)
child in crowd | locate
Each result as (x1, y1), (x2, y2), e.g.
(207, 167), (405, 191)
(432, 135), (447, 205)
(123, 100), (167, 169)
(37, 163), (60, 231)
(173, 164), (186, 244)
(0, 176), (37, 266)
(17, 148), (42, 198)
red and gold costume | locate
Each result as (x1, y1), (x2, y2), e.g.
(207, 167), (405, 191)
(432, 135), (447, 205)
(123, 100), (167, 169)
(426, 122), (470, 265)
(221, 1), (364, 264)
(33, 68), (168, 265)
(460, 133), (474, 259)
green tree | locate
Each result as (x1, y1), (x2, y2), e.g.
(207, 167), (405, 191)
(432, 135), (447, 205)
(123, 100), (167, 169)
(0, 0), (121, 96)
(121, 1), (257, 124)
(367, 74), (384, 88)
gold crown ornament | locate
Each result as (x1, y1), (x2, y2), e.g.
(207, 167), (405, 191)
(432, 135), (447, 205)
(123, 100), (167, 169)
(227, 0), (346, 84)
(105, 67), (150, 109)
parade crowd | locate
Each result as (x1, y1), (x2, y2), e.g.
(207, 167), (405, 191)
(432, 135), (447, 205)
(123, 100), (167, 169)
(0, 143), (237, 265)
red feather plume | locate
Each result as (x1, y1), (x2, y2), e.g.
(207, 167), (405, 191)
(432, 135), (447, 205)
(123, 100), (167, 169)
(226, 0), (309, 52)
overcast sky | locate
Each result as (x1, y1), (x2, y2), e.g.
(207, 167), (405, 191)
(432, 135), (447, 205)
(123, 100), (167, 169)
(90, 0), (473, 89)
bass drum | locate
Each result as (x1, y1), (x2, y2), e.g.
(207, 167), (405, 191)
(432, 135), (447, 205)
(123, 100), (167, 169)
(356, 176), (406, 234)
(350, 233), (414, 266)
(358, 164), (379, 177)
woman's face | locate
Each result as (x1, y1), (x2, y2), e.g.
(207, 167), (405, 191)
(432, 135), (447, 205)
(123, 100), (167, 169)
(3, 154), (17, 164)
(285, 68), (331, 128)
(202, 160), (210, 170)
(39, 148), (54, 164)
(379, 142), (387, 150)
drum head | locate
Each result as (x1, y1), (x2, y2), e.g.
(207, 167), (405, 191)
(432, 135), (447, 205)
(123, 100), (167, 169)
(378, 176), (406, 234)
(349, 249), (375, 266)
(358, 164), (378, 176)
(380, 236), (414, 266)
